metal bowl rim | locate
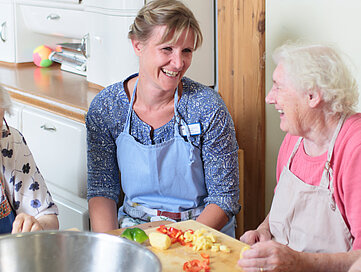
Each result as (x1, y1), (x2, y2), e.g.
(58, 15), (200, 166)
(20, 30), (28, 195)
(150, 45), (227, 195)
(0, 230), (161, 270)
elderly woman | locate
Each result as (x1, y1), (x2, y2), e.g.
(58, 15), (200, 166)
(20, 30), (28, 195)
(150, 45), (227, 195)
(0, 86), (58, 234)
(238, 42), (361, 271)
(86, 0), (240, 236)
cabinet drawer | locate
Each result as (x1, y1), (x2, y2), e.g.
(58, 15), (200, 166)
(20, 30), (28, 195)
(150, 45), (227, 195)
(22, 106), (87, 198)
(19, 4), (87, 39)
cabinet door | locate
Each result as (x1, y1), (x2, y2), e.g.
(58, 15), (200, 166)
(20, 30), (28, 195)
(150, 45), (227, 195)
(181, 0), (215, 86)
(86, 12), (138, 87)
(0, 2), (15, 62)
(53, 196), (89, 231)
(47, 184), (90, 231)
(22, 106), (87, 198)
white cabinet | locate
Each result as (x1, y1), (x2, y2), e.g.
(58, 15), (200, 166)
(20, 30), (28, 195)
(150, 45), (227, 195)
(22, 107), (87, 198)
(180, 0), (215, 86)
(5, 102), (89, 231)
(86, 10), (139, 87)
(0, 0), (77, 63)
(0, 1), (16, 62)
(4, 101), (22, 130)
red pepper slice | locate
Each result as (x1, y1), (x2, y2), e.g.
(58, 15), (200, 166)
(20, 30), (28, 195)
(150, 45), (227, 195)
(156, 225), (193, 246)
(200, 253), (209, 259)
(183, 257), (211, 272)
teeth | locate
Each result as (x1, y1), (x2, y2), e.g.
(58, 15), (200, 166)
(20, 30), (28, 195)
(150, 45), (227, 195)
(162, 68), (178, 77)
(278, 109), (284, 114)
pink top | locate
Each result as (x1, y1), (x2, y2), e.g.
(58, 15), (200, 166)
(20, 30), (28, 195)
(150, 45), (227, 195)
(276, 113), (361, 250)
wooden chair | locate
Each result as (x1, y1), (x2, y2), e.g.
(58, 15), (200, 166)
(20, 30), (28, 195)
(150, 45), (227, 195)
(235, 149), (245, 239)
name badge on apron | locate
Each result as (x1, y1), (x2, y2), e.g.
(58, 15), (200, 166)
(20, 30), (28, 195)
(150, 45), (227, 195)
(180, 123), (201, 136)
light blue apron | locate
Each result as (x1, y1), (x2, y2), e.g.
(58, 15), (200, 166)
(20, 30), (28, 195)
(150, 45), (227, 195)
(116, 79), (235, 237)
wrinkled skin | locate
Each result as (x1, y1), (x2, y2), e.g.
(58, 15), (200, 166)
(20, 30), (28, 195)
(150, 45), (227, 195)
(11, 213), (43, 234)
(240, 228), (272, 245)
(238, 240), (302, 272)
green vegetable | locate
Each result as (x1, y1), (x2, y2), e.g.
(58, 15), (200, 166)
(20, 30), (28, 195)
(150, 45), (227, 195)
(121, 228), (134, 241)
(121, 227), (149, 243)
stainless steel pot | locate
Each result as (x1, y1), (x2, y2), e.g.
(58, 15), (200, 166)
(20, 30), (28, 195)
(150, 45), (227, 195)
(0, 231), (161, 272)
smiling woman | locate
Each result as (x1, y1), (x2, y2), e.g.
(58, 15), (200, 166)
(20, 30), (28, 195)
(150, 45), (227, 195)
(86, 0), (240, 238)
(239, 41), (361, 272)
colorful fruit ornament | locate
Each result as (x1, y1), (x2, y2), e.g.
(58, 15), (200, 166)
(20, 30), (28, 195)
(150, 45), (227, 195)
(33, 45), (53, 67)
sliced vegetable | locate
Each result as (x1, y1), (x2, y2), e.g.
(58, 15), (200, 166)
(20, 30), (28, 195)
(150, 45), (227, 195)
(120, 227), (149, 243)
(149, 232), (172, 250)
(183, 257), (211, 272)
(156, 225), (188, 245)
(200, 253), (209, 259)
(121, 228), (134, 241)
(239, 244), (251, 259)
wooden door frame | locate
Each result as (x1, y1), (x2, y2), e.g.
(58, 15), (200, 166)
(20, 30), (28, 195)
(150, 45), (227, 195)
(217, 0), (265, 231)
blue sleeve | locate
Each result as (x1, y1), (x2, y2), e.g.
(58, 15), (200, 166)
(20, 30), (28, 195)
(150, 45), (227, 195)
(200, 89), (240, 218)
(86, 91), (121, 203)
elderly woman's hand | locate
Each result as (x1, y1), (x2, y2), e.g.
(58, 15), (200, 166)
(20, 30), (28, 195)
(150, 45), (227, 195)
(238, 240), (302, 272)
(240, 227), (272, 245)
(11, 213), (44, 233)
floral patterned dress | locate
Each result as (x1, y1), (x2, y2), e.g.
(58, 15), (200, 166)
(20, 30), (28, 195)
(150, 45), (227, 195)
(0, 125), (58, 234)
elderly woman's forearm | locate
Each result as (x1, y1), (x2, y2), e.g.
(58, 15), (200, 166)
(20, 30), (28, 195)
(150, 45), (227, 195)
(299, 250), (361, 272)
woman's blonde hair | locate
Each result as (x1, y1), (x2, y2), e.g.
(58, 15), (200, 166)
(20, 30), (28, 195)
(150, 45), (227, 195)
(128, 0), (203, 50)
(273, 41), (359, 116)
(0, 85), (12, 116)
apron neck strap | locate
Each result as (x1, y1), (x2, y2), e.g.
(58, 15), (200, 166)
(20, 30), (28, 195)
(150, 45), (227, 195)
(124, 78), (138, 132)
(325, 114), (346, 162)
(319, 113), (347, 189)
(124, 78), (180, 134)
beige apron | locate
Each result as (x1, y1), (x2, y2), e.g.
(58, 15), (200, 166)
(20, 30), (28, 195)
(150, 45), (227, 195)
(269, 115), (353, 253)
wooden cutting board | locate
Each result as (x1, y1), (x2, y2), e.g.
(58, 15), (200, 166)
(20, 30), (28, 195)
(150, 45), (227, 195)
(111, 220), (248, 271)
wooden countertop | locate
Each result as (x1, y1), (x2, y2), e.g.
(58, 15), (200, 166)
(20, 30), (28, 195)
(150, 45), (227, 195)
(0, 62), (103, 123)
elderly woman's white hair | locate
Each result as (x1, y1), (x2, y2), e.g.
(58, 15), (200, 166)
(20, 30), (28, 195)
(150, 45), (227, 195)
(0, 85), (12, 115)
(272, 41), (359, 116)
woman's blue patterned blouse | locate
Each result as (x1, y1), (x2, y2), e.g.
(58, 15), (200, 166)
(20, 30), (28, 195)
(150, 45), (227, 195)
(86, 74), (240, 218)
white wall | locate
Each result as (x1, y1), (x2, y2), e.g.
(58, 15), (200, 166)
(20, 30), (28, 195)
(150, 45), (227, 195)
(265, 0), (361, 212)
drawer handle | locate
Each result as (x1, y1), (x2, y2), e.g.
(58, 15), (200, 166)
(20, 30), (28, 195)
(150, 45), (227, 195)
(46, 14), (61, 20)
(40, 124), (57, 132)
(0, 22), (7, 42)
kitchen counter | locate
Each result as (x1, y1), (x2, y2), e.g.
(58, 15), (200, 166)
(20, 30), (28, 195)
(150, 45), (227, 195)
(0, 62), (103, 123)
